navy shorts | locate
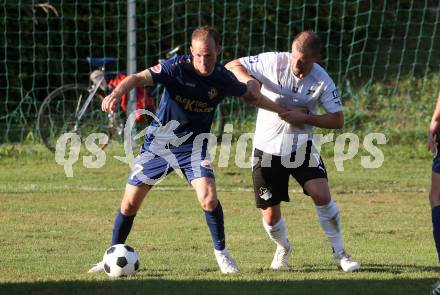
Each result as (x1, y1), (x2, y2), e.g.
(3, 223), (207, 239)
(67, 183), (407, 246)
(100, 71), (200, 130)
(127, 147), (214, 186)
(434, 143), (440, 174)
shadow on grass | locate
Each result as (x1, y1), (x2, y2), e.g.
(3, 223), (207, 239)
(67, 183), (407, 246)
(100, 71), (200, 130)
(294, 263), (440, 274)
(1, 277), (438, 295)
(359, 263), (440, 274)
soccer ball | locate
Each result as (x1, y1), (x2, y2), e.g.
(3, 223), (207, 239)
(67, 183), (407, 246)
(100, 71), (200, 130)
(102, 244), (140, 277)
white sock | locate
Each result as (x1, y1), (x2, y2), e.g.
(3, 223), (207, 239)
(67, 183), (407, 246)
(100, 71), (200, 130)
(262, 216), (289, 249)
(315, 199), (344, 255)
(214, 248), (229, 255)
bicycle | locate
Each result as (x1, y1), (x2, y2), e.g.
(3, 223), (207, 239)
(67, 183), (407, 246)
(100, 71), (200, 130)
(37, 46), (226, 153)
(37, 57), (119, 152)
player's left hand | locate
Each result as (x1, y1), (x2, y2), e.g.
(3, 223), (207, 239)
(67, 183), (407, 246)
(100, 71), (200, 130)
(428, 129), (438, 154)
(279, 108), (309, 128)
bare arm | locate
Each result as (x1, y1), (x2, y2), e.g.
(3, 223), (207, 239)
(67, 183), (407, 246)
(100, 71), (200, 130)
(279, 110), (344, 129)
(225, 59), (286, 114)
(305, 111), (344, 129)
(101, 70), (153, 113)
(429, 92), (440, 153)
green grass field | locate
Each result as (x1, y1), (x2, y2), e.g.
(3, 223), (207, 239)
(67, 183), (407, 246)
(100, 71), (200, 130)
(0, 142), (438, 294)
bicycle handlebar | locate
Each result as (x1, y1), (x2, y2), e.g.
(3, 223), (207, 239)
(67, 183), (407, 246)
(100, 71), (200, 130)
(86, 57), (117, 68)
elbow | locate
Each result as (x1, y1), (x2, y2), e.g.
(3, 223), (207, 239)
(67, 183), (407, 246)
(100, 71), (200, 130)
(242, 92), (259, 106)
(225, 60), (234, 71)
(324, 112), (344, 129)
(335, 112), (344, 129)
(225, 59), (240, 71)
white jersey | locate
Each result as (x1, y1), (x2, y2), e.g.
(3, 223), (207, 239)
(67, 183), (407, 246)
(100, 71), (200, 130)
(239, 52), (342, 156)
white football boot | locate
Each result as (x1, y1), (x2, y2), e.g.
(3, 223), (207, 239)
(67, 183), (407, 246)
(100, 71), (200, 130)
(270, 239), (292, 270)
(88, 261), (105, 273)
(214, 248), (239, 273)
(334, 250), (361, 272)
(432, 279), (440, 295)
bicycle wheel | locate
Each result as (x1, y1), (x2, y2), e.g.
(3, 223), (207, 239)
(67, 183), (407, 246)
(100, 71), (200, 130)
(37, 84), (111, 152)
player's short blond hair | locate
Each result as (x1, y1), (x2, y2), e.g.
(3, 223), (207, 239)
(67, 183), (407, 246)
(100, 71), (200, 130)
(191, 26), (220, 48)
(292, 31), (321, 56)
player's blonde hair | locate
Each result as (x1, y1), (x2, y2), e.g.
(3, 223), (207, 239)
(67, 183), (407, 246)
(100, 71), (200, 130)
(292, 30), (321, 56)
(191, 26), (220, 48)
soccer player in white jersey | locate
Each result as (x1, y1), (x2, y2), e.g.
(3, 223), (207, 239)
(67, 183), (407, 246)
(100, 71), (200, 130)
(428, 92), (440, 294)
(226, 31), (360, 272)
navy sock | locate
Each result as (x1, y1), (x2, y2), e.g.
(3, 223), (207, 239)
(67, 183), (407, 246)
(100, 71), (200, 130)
(432, 205), (440, 262)
(204, 201), (225, 251)
(111, 209), (135, 245)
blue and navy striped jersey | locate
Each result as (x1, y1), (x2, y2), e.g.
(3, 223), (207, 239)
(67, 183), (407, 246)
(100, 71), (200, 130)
(142, 54), (247, 152)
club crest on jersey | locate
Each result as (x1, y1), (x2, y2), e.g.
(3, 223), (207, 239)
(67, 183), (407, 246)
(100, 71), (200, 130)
(208, 88), (218, 100)
(200, 160), (213, 170)
(151, 64), (162, 73)
(259, 187), (272, 201)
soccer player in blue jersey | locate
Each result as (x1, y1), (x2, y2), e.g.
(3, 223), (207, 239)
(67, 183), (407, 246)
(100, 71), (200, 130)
(429, 92), (440, 294)
(88, 26), (286, 274)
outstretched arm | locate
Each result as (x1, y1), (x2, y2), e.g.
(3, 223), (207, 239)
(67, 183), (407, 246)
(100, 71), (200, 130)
(429, 92), (440, 153)
(101, 70), (153, 113)
(225, 59), (286, 114)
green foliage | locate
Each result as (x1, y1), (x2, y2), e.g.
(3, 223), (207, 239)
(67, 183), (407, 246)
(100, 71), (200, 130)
(1, 1), (439, 142)
(342, 72), (439, 142)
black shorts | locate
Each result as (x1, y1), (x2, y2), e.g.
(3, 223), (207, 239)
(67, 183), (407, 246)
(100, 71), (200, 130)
(252, 141), (328, 209)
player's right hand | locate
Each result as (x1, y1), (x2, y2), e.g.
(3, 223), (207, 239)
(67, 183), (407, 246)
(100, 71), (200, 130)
(101, 93), (119, 114)
(279, 107), (308, 129)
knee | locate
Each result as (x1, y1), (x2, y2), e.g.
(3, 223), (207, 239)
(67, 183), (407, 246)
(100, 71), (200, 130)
(120, 184), (149, 216)
(262, 207), (281, 226)
(120, 199), (140, 216)
(311, 192), (332, 206)
(200, 193), (218, 211)
(430, 190), (440, 207)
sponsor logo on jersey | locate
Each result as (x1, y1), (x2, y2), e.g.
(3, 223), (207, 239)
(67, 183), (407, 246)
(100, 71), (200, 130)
(150, 64), (162, 73)
(307, 88), (316, 95)
(331, 89), (342, 105)
(174, 95), (214, 113)
(208, 88), (218, 100)
(249, 55), (259, 63)
(259, 187), (272, 201)
(185, 82), (196, 87)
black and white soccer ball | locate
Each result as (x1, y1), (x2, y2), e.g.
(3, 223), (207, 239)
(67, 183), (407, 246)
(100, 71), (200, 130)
(102, 244), (140, 277)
